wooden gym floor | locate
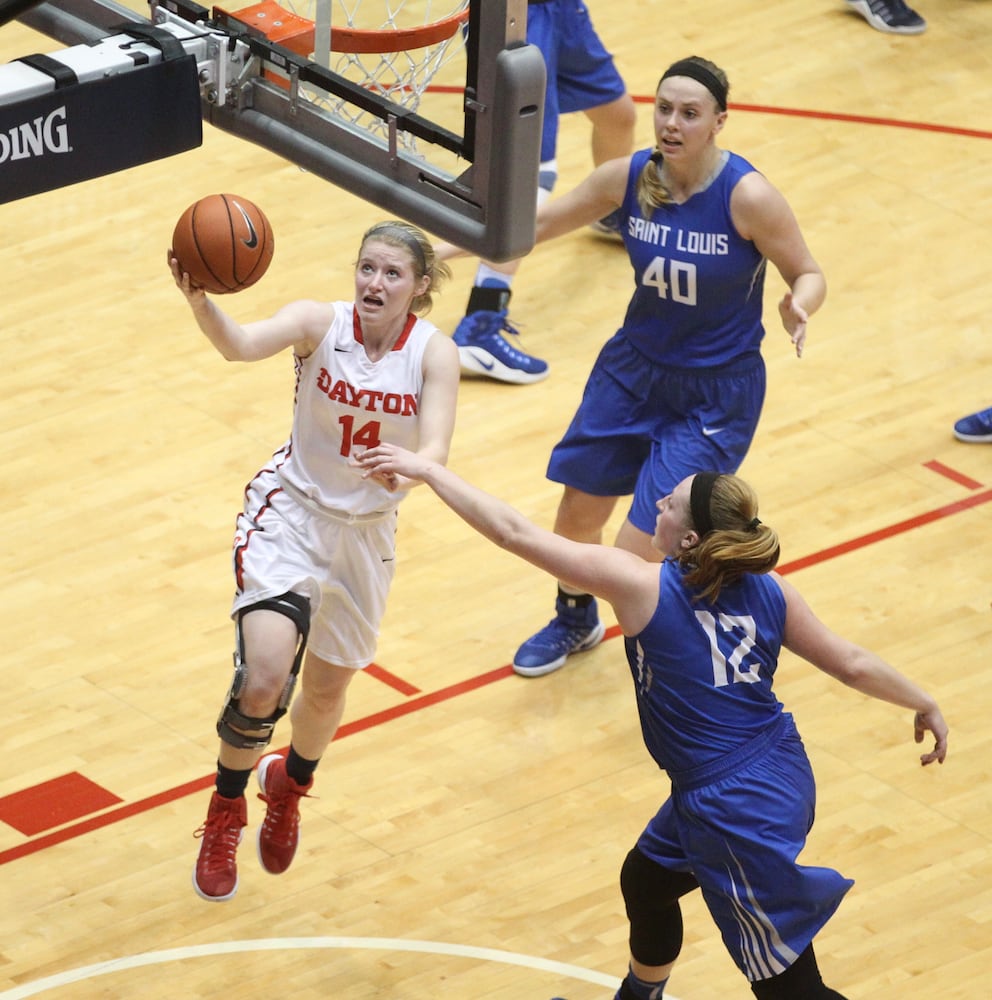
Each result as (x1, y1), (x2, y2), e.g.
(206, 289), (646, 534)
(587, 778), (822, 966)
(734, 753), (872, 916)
(0, 1), (990, 997)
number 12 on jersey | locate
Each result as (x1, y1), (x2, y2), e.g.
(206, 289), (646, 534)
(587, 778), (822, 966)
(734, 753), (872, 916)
(695, 610), (762, 687)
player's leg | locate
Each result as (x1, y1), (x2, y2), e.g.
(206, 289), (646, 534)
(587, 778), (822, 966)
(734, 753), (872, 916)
(616, 846), (699, 998)
(613, 517), (661, 561)
(750, 943), (849, 999)
(255, 653), (357, 876)
(195, 597), (310, 901)
(554, 0), (635, 236)
(450, 235), (549, 385)
(450, 2), (561, 384)
(253, 512), (396, 872)
(584, 93), (638, 167)
(513, 336), (653, 676)
(511, 485), (616, 677)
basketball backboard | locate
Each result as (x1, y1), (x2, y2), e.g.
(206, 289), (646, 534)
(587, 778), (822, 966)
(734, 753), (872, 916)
(5, 0), (545, 259)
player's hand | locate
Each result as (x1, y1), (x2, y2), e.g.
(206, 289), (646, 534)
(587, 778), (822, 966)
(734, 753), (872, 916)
(778, 291), (807, 357)
(914, 706), (948, 766)
(355, 443), (427, 491)
(166, 249), (206, 301)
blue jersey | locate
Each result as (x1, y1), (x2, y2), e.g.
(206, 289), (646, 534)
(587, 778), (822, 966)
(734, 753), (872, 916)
(617, 149), (767, 367)
(625, 559), (788, 783)
(628, 559), (854, 981)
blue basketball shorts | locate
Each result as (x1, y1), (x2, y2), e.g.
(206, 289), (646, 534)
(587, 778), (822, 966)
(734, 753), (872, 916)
(635, 718), (854, 982)
(545, 333), (767, 534)
(527, 1), (628, 163)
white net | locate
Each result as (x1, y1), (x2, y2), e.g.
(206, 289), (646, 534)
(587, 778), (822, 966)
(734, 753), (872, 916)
(280, 0), (470, 149)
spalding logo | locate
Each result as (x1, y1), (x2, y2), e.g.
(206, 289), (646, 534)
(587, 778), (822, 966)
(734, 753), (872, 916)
(0, 106), (70, 163)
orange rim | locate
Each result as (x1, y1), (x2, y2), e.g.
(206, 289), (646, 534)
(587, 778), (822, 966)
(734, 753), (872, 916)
(328, 9), (469, 54)
(215, 3), (470, 56)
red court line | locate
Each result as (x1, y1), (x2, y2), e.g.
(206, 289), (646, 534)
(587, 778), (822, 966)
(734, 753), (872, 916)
(923, 460), (984, 491)
(778, 487), (992, 574)
(624, 92), (991, 140)
(0, 668), (512, 867)
(365, 662), (422, 696)
(431, 83), (990, 140)
(730, 102), (990, 141)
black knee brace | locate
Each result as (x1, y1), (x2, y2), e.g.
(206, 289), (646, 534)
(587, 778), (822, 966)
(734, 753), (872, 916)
(620, 846), (700, 967)
(216, 591), (311, 751)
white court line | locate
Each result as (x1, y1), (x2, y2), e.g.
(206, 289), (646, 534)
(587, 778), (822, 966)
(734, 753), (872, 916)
(0, 936), (647, 998)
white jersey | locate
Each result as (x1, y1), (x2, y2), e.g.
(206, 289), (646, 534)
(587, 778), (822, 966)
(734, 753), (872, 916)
(274, 301), (436, 516)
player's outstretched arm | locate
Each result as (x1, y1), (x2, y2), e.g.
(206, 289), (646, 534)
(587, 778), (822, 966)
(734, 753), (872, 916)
(776, 574), (948, 765)
(355, 443), (655, 628)
(433, 157), (631, 262)
(167, 249), (329, 362)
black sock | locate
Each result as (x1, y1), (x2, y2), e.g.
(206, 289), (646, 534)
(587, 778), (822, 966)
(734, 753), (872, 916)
(465, 284), (511, 314)
(215, 762), (252, 799)
(286, 745), (320, 786)
(558, 585), (594, 607)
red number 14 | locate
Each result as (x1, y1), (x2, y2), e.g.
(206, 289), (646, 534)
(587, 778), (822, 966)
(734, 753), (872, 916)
(338, 414), (382, 456)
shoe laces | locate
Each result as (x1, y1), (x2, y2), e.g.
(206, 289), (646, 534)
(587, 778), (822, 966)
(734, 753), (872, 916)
(474, 310), (540, 363)
(468, 308), (520, 338)
(538, 616), (595, 650)
(194, 804), (244, 868)
(258, 781), (311, 840)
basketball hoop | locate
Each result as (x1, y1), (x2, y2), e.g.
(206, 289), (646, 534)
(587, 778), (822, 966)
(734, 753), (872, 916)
(220, 0), (470, 149)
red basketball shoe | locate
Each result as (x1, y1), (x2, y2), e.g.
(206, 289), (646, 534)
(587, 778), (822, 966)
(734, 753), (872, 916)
(256, 753), (313, 875)
(193, 792), (247, 902)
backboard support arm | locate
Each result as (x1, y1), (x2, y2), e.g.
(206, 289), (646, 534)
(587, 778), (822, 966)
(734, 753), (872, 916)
(5, 0), (545, 260)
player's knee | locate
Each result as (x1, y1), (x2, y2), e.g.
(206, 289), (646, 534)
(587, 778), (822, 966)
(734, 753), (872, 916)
(216, 591), (311, 751)
(233, 668), (288, 716)
(620, 848), (698, 967)
(586, 94), (637, 141)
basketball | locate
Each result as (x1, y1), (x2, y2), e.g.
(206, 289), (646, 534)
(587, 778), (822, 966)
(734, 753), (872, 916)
(171, 193), (274, 294)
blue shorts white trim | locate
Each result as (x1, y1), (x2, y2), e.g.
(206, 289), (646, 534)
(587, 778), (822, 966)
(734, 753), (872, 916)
(635, 716), (854, 981)
(527, 1), (627, 163)
(546, 334), (766, 533)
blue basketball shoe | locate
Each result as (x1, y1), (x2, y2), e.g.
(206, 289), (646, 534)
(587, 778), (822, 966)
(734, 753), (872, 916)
(512, 593), (606, 677)
(953, 406), (992, 443)
(452, 282), (549, 384)
(845, 0), (926, 34)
